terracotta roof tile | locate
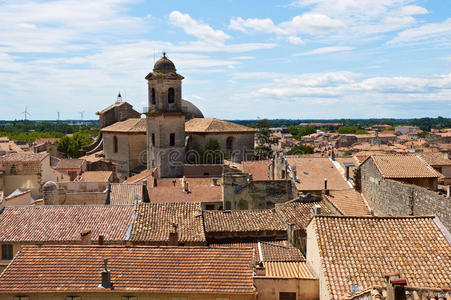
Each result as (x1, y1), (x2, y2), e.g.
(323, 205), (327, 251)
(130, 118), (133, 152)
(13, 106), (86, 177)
(371, 155), (441, 178)
(0, 152), (47, 162)
(110, 183), (142, 204)
(101, 118), (146, 133)
(264, 262), (316, 279)
(325, 189), (370, 216)
(418, 152), (451, 166)
(123, 168), (156, 184)
(0, 245), (255, 293)
(286, 157), (350, 191)
(185, 118), (255, 133)
(55, 158), (86, 169)
(204, 209), (286, 233)
(275, 198), (334, 230)
(148, 184), (222, 203)
(130, 202), (206, 243)
(313, 216), (451, 300)
(0, 205), (134, 243)
(210, 239), (305, 262)
(78, 171), (112, 182)
(241, 160), (272, 180)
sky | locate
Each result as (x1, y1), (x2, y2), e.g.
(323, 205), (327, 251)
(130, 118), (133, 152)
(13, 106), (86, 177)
(0, 0), (450, 120)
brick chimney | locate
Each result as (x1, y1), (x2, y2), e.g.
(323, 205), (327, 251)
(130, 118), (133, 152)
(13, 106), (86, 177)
(255, 261), (266, 276)
(183, 180), (190, 193)
(168, 223), (179, 246)
(323, 178), (329, 195)
(80, 229), (92, 245)
(101, 258), (112, 289)
(98, 234), (104, 245)
(385, 272), (407, 300)
(212, 177), (219, 186)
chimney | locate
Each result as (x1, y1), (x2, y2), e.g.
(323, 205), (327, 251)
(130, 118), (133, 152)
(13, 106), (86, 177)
(80, 229), (92, 245)
(385, 272), (406, 300)
(168, 223), (179, 246)
(312, 204), (322, 215)
(345, 166), (350, 180)
(255, 261), (266, 276)
(172, 179), (177, 187)
(105, 184), (111, 205)
(324, 178), (329, 195)
(183, 180), (190, 192)
(98, 234), (104, 245)
(212, 177), (218, 186)
(101, 258), (112, 289)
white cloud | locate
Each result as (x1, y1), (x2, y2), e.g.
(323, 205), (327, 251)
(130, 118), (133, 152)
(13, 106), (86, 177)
(295, 46), (353, 56)
(232, 56), (255, 60)
(169, 11), (230, 45)
(399, 5), (428, 16)
(280, 13), (345, 34)
(388, 18), (451, 44)
(288, 36), (305, 45)
(229, 17), (286, 34)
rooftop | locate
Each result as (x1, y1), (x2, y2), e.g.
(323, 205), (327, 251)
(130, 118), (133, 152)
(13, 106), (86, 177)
(101, 118), (146, 133)
(185, 118), (255, 133)
(418, 152), (451, 166)
(78, 171), (112, 182)
(0, 152), (47, 162)
(324, 189), (370, 216)
(55, 158), (86, 169)
(264, 262), (316, 279)
(0, 245), (255, 294)
(0, 205), (134, 243)
(148, 184), (222, 204)
(311, 216), (451, 300)
(110, 183), (142, 204)
(241, 160), (272, 180)
(369, 155), (441, 178)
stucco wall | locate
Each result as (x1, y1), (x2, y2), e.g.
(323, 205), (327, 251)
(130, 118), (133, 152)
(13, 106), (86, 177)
(254, 277), (319, 300)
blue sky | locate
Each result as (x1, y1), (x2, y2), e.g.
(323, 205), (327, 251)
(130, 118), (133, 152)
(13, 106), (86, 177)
(0, 0), (450, 120)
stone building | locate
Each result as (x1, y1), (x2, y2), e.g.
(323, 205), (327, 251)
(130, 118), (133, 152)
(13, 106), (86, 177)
(101, 118), (147, 178)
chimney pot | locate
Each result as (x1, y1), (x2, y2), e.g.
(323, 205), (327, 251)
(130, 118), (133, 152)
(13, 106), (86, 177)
(312, 204), (322, 215)
(255, 262), (266, 276)
(98, 234), (105, 245)
(168, 223), (179, 246)
(80, 229), (92, 245)
(101, 258), (112, 289)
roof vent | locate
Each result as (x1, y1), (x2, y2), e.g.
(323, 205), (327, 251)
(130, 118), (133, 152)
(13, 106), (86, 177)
(312, 205), (322, 215)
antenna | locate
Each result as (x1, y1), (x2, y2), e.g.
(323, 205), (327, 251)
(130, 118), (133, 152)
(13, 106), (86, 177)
(22, 107), (31, 121)
(79, 111), (85, 121)
(57, 111), (60, 122)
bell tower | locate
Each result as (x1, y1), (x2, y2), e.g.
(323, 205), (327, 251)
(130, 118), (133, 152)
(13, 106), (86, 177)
(145, 53), (185, 178)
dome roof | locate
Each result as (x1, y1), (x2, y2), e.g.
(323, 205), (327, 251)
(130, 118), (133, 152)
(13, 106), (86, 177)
(181, 99), (204, 120)
(153, 53), (176, 74)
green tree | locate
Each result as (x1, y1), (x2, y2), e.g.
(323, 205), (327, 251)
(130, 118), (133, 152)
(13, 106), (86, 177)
(255, 119), (274, 160)
(286, 145), (314, 155)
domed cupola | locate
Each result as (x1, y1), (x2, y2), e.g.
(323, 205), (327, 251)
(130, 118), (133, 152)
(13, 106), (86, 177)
(153, 52), (176, 74)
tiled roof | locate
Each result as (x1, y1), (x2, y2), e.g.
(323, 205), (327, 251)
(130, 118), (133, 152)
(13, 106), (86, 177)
(0, 205), (134, 242)
(241, 160), (272, 180)
(149, 184), (222, 203)
(325, 189), (370, 216)
(78, 171), (112, 182)
(275, 198), (334, 230)
(312, 216), (451, 300)
(0, 152), (47, 162)
(264, 262), (316, 279)
(185, 118), (255, 133)
(0, 245), (255, 293)
(370, 155), (441, 178)
(0, 245), (255, 294)
(286, 157), (350, 191)
(203, 209), (286, 233)
(0, 140), (23, 154)
(101, 118), (146, 133)
(123, 168), (156, 184)
(418, 152), (451, 166)
(55, 158), (86, 169)
(130, 202), (206, 243)
(110, 183), (142, 204)
(210, 240), (305, 262)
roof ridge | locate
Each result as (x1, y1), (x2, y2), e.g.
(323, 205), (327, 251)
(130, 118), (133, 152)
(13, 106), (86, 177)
(314, 215), (435, 219)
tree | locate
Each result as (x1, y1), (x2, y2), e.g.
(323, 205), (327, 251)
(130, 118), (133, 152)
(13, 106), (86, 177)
(286, 145), (314, 155)
(254, 119), (274, 160)
(199, 139), (223, 164)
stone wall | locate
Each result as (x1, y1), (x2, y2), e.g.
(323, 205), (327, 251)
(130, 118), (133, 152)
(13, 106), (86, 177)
(222, 173), (295, 210)
(360, 158), (450, 229)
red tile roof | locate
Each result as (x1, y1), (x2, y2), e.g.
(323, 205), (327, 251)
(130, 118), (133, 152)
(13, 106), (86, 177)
(0, 245), (255, 294)
(325, 189), (370, 216)
(0, 245), (255, 293)
(101, 118), (146, 133)
(185, 118), (255, 133)
(78, 171), (112, 182)
(110, 183), (142, 204)
(123, 168), (156, 184)
(148, 184), (222, 203)
(55, 158), (86, 169)
(0, 205), (134, 243)
(241, 160), (272, 180)
(369, 155), (442, 178)
(312, 216), (451, 300)
(0, 152), (47, 162)
(130, 202), (206, 244)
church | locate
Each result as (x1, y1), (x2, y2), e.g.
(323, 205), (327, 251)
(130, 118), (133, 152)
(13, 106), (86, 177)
(90, 54), (255, 179)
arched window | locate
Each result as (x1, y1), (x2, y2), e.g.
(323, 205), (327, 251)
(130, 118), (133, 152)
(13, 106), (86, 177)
(226, 136), (233, 153)
(113, 136), (118, 153)
(151, 88), (156, 105)
(168, 88), (175, 104)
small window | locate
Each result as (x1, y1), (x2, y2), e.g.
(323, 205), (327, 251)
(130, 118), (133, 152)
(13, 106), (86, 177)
(66, 297), (81, 300)
(113, 136), (118, 153)
(13, 296), (29, 300)
(280, 292), (296, 300)
(122, 297), (137, 300)
(170, 133), (175, 146)
(2, 244), (13, 260)
(151, 133), (155, 146)
(168, 88), (175, 104)
(151, 88), (156, 105)
(226, 136), (233, 152)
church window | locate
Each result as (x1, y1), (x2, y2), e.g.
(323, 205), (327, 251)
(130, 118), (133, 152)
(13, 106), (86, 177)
(170, 133), (175, 146)
(226, 136), (233, 152)
(168, 88), (175, 104)
(151, 88), (156, 105)
(113, 136), (118, 153)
